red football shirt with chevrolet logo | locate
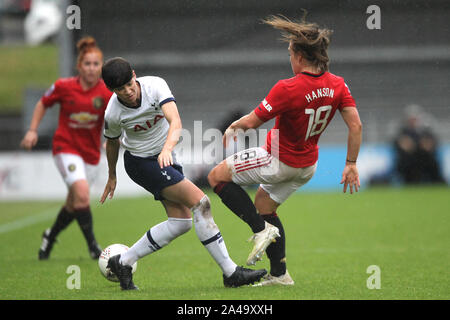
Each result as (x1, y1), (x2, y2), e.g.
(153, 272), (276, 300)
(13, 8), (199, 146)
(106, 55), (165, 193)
(254, 71), (356, 168)
(41, 77), (112, 165)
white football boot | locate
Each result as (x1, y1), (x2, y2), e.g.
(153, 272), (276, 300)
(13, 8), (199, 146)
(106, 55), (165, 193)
(246, 222), (280, 266)
(253, 270), (294, 287)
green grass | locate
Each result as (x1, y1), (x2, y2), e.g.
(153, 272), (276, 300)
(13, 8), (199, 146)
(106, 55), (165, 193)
(0, 44), (58, 113)
(0, 186), (449, 300)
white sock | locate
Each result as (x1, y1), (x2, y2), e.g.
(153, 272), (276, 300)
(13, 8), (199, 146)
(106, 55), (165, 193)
(120, 217), (192, 266)
(191, 195), (237, 277)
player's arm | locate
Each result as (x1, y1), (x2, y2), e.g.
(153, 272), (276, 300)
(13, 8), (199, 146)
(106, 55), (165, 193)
(20, 99), (47, 150)
(223, 81), (287, 146)
(159, 101), (182, 168)
(339, 106), (362, 194)
(223, 111), (265, 147)
(100, 137), (120, 203)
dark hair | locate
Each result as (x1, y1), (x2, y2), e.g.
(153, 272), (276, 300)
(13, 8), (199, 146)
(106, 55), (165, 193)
(263, 13), (333, 72)
(101, 57), (133, 89)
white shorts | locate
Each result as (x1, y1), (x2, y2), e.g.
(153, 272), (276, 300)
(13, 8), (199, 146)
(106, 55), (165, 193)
(53, 153), (99, 187)
(226, 147), (317, 204)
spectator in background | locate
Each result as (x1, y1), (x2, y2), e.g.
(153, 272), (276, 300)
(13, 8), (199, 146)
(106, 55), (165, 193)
(394, 104), (445, 184)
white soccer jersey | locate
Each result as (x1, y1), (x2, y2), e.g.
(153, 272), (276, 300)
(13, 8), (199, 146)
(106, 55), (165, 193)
(104, 76), (175, 157)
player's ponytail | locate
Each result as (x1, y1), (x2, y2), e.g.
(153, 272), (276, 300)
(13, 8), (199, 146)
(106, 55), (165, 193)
(76, 36), (103, 66)
(263, 12), (333, 72)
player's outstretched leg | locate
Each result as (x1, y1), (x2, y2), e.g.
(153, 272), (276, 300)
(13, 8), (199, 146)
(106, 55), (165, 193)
(107, 254), (138, 290)
(106, 217), (192, 290)
(213, 181), (266, 234)
(191, 194), (267, 287)
(212, 181), (280, 266)
(119, 217), (193, 268)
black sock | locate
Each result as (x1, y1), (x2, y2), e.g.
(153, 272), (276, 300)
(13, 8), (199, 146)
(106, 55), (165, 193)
(48, 206), (75, 241)
(262, 212), (286, 277)
(214, 182), (266, 233)
(75, 207), (97, 246)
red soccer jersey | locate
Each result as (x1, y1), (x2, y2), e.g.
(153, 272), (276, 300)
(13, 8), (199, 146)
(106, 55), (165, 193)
(254, 71), (356, 168)
(41, 77), (112, 165)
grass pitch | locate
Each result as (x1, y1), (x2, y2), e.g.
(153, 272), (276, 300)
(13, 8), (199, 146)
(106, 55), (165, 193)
(0, 186), (449, 300)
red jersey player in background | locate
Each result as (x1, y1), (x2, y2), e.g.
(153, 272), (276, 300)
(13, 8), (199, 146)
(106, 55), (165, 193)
(208, 14), (362, 286)
(20, 36), (112, 260)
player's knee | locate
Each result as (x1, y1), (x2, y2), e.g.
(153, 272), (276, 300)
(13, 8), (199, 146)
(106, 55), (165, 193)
(70, 180), (90, 209)
(72, 192), (90, 210)
(207, 167), (218, 188)
(191, 195), (212, 219)
(73, 201), (90, 211)
(208, 161), (232, 189)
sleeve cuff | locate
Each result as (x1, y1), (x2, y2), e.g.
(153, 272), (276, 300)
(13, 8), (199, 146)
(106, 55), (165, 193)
(159, 97), (176, 107)
(253, 105), (271, 122)
(104, 133), (121, 139)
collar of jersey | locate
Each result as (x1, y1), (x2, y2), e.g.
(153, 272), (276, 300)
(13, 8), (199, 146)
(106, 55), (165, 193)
(301, 71), (325, 77)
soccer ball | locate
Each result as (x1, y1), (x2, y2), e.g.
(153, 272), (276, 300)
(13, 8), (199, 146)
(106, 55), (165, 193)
(98, 243), (137, 282)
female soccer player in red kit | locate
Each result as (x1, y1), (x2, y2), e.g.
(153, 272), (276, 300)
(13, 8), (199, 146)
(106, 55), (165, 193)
(208, 15), (362, 286)
(20, 36), (112, 260)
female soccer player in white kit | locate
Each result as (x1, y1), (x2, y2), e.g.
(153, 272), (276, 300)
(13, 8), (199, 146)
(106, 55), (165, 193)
(100, 57), (266, 290)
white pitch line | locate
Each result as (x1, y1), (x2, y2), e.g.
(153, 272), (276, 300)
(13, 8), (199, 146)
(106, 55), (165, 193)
(0, 207), (59, 234)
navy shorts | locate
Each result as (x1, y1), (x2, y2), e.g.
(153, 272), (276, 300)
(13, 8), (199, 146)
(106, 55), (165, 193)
(124, 150), (185, 201)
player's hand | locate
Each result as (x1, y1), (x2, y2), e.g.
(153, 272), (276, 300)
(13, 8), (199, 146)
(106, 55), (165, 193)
(20, 130), (38, 150)
(222, 127), (237, 147)
(158, 148), (173, 168)
(100, 176), (117, 204)
(340, 163), (360, 194)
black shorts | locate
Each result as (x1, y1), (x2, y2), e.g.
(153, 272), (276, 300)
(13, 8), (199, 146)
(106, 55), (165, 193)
(124, 150), (185, 201)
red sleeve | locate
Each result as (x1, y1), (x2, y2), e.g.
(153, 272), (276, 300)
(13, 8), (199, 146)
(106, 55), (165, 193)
(41, 80), (63, 108)
(339, 80), (356, 110)
(254, 81), (291, 122)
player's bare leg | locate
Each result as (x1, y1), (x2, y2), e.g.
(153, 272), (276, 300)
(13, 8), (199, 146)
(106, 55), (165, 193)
(161, 178), (206, 208)
(161, 199), (192, 219)
(253, 187), (293, 286)
(208, 160), (232, 185)
(69, 179), (90, 210)
(254, 186), (279, 214)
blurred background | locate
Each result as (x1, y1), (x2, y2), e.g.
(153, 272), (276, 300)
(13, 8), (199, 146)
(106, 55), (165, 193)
(0, 0), (449, 200)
